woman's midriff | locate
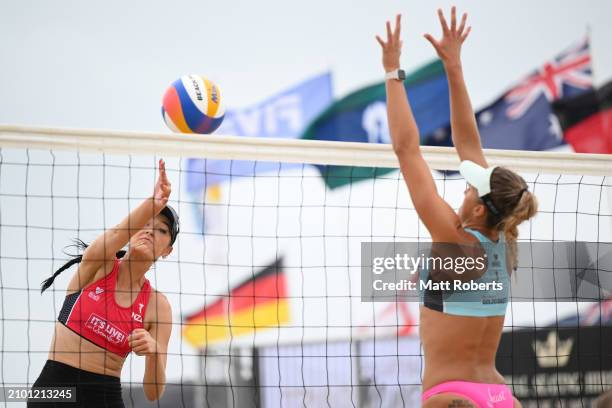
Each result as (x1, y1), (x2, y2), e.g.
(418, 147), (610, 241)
(48, 322), (124, 378)
(419, 306), (506, 391)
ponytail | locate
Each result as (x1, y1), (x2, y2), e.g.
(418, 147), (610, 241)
(487, 167), (539, 271)
(41, 239), (126, 294)
(499, 190), (538, 270)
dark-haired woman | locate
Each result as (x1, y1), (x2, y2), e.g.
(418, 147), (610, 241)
(376, 8), (537, 408)
(29, 159), (179, 408)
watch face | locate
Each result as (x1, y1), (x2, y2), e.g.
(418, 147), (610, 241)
(398, 69), (406, 80)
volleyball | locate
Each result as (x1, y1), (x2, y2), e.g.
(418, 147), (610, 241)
(161, 75), (225, 134)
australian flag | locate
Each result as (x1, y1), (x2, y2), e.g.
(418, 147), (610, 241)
(425, 38), (592, 151)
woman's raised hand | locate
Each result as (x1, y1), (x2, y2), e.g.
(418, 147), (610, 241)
(153, 159), (171, 210)
(376, 14), (403, 72)
(424, 7), (471, 67)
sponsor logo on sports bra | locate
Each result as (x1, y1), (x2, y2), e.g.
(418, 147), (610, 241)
(88, 286), (104, 302)
(491, 253), (501, 268)
(85, 313), (127, 345)
(132, 303), (145, 323)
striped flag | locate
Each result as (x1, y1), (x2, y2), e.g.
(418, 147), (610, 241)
(183, 259), (289, 347)
(301, 60), (450, 189)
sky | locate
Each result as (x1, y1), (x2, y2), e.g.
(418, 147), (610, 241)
(1, 0), (612, 132)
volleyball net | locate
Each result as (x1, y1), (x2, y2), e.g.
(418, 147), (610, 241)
(0, 125), (611, 407)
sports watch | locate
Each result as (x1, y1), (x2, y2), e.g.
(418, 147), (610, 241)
(385, 69), (406, 81)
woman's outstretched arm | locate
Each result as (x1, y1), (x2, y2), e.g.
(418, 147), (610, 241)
(377, 15), (420, 155)
(377, 14), (461, 241)
(424, 7), (487, 168)
(66, 159), (172, 292)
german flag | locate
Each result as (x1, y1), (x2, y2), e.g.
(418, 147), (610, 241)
(553, 80), (612, 153)
(183, 258), (289, 347)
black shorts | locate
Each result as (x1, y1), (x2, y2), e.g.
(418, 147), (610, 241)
(27, 360), (124, 408)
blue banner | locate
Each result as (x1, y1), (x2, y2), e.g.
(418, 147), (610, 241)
(301, 60), (451, 189)
(186, 72), (333, 193)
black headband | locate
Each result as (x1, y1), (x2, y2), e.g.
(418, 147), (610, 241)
(481, 187), (528, 223)
(160, 205), (180, 246)
(481, 193), (502, 217)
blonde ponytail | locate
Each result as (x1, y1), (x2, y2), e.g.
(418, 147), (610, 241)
(488, 167), (539, 270)
(499, 190), (538, 270)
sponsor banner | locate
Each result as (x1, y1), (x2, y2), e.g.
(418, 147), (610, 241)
(85, 313), (127, 345)
(497, 326), (612, 406)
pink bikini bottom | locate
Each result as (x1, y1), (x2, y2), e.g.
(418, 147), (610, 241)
(422, 380), (514, 407)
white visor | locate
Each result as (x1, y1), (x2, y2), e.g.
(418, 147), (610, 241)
(459, 160), (496, 197)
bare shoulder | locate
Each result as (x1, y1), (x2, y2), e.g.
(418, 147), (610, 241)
(456, 228), (488, 258)
(65, 259), (115, 295)
(457, 228), (482, 244)
(430, 229), (487, 282)
(154, 290), (171, 310)
(92, 260), (117, 281)
(144, 289), (173, 344)
(145, 289), (172, 321)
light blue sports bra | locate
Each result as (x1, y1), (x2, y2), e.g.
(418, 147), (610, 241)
(420, 228), (510, 317)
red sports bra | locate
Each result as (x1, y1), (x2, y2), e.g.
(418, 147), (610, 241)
(58, 259), (151, 357)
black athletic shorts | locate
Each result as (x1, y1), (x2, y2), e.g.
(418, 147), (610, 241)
(27, 360), (124, 408)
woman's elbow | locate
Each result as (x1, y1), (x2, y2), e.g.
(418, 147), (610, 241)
(391, 136), (419, 154)
(392, 141), (419, 157)
(392, 142), (408, 156)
